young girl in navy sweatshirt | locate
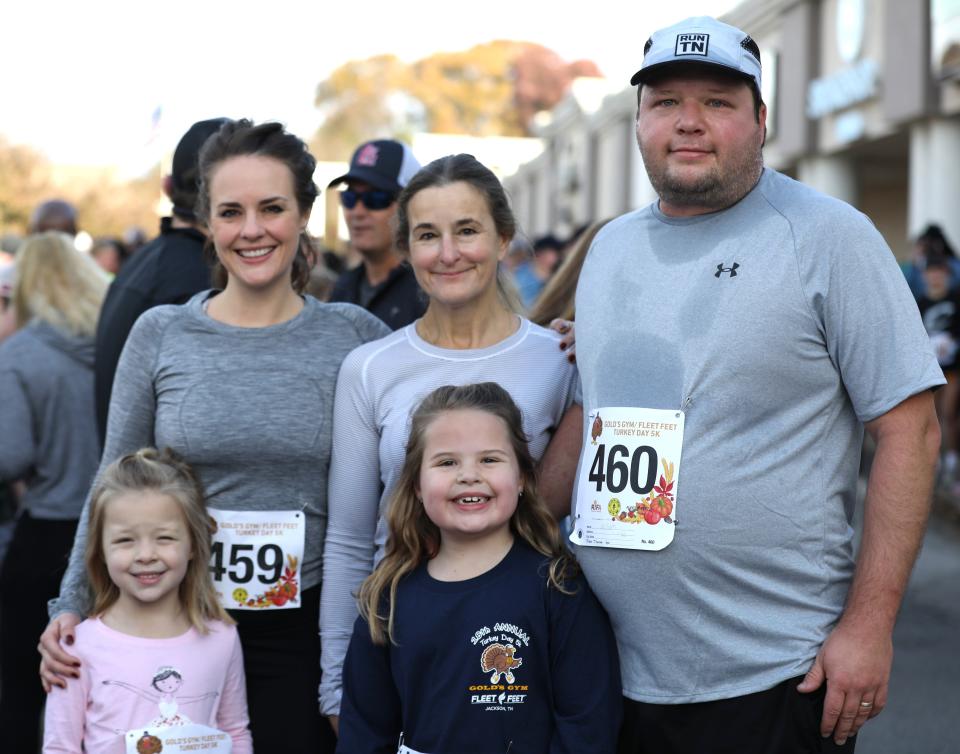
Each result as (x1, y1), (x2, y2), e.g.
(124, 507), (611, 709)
(337, 382), (621, 754)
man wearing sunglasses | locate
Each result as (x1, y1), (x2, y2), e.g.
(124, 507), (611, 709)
(328, 140), (426, 330)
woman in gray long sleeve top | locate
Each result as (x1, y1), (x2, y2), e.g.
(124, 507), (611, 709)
(38, 121), (389, 754)
(0, 232), (106, 753)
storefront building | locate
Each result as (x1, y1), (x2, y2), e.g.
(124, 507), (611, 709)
(504, 0), (960, 258)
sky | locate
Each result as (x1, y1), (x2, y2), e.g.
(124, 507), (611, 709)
(4, 0), (738, 174)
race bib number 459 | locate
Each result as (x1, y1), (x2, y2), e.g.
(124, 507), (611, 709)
(570, 407), (684, 551)
(208, 509), (305, 610)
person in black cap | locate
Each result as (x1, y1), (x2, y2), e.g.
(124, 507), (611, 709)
(513, 232), (563, 309)
(91, 117), (230, 444)
(29, 199), (79, 236)
(327, 139), (427, 329)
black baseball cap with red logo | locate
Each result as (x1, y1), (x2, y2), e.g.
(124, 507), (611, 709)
(327, 139), (421, 195)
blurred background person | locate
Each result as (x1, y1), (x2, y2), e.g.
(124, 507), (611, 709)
(122, 225), (148, 255)
(0, 232), (106, 753)
(502, 234), (532, 276)
(93, 117), (229, 445)
(902, 224), (960, 300)
(513, 232), (562, 309)
(916, 253), (960, 490)
(0, 261), (19, 573)
(306, 253), (341, 302)
(327, 139), (427, 329)
(529, 219), (610, 327)
(0, 260), (16, 342)
(0, 236), (18, 267)
(28, 199), (78, 237)
(89, 236), (129, 277)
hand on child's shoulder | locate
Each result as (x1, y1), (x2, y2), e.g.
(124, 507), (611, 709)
(62, 617), (94, 650)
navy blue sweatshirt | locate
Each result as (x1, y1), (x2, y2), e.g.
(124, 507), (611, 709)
(337, 540), (622, 754)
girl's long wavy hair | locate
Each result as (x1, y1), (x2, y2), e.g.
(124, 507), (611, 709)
(13, 232), (106, 335)
(85, 447), (233, 631)
(358, 382), (576, 645)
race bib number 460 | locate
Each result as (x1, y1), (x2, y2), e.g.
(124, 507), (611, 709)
(208, 509), (304, 610)
(569, 407), (684, 551)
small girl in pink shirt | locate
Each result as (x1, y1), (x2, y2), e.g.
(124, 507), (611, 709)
(43, 448), (252, 753)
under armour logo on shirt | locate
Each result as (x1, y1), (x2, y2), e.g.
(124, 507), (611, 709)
(715, 263), (740, 278)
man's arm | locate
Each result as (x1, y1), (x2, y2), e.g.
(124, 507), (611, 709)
(798, 389), (939, 745)
(538, 403), (583, 520)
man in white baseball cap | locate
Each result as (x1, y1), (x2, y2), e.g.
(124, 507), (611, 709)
(630, 15), (762, 89)
(569, 15), (942, 753)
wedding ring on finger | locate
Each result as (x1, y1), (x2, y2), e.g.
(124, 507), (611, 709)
(859, 701), (874, 708)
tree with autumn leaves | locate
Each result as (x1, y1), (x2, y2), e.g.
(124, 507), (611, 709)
(311, 41), (600, 160)
(0, 136), (160, 239)
(1, 41), (599, 235)
(0, 138), (52, 233)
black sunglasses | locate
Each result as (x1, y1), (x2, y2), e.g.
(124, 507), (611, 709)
(339, 189), (396, 211)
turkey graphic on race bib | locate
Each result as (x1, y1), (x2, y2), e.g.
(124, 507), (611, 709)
(571, 407), (685, 551)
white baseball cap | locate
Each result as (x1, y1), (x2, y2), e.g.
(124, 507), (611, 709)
(630, 16), (762, 93)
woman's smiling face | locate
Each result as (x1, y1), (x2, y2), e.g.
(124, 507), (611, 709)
(406, 181), (508, 311)
(207, 154), (309, 294)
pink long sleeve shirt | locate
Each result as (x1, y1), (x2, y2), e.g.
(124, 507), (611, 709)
(43, 617), (252, 754)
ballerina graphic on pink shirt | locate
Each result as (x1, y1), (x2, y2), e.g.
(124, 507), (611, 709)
(105, 666), (219, 728)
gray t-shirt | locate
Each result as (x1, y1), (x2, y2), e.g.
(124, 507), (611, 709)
(574, 168), (944, 704)
(50, 292), (389, 618)
(319, 317), (579, 714)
